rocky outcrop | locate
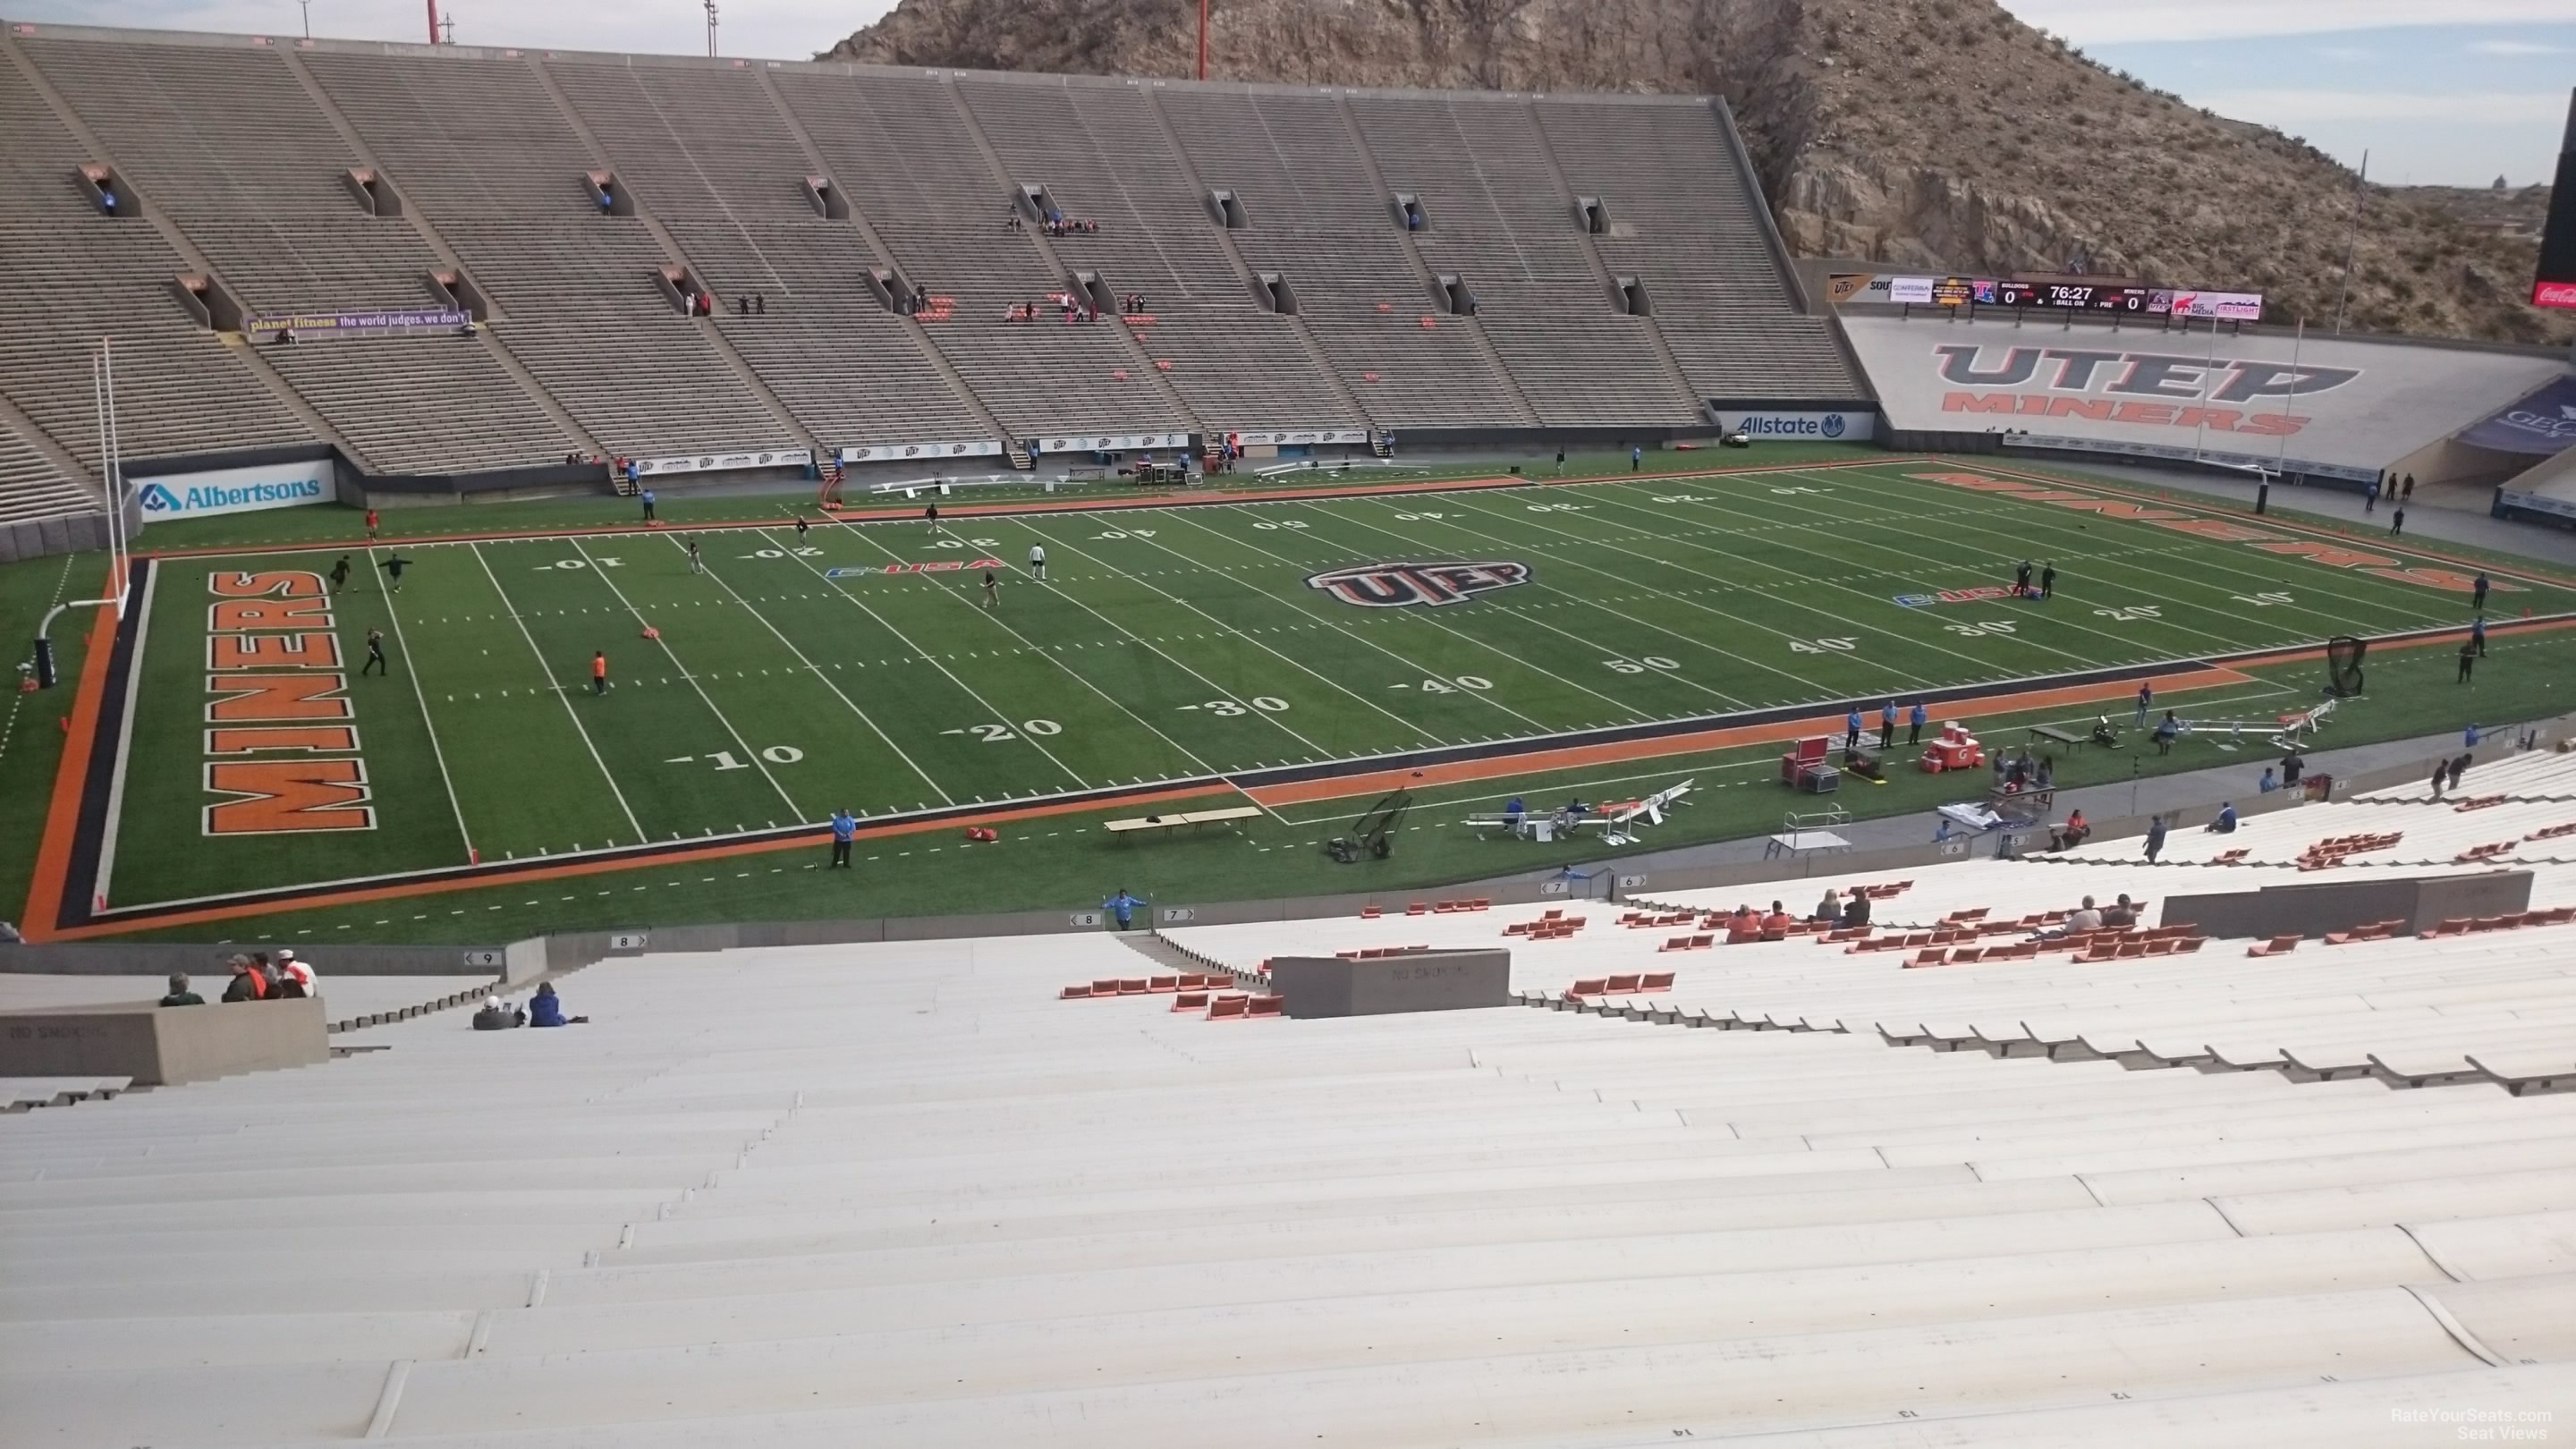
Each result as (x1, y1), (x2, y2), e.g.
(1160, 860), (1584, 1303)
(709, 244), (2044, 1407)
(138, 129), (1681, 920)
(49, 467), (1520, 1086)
(825, 0), (2571, 346)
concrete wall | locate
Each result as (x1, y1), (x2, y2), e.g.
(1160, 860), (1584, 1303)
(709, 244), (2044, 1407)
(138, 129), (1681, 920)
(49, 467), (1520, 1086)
(2161, 871), (2534, 940)
(4, 942), (519, 977)
(0, 996), (327, 1086)
(1267, 950), (1512, 1018)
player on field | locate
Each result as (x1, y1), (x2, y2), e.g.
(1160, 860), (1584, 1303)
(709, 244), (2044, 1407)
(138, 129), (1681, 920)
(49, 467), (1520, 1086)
(2013, 560), (2033, 597)
(360, 626), (387, 676)
(981, 569), (999, 609)
(2471, 572), (2490, 611)
(377, 555), (412, 593)
(364, 507), (379, 541)
(328, 555), (352, 594)
(2039, 563), (2057, 600)
(686, 538), (704, 574)
(1028, 543), (1046, 580)
(925, 503), (941, 535)
(794, 516), (810, 542)
(591, 651), (609, 695)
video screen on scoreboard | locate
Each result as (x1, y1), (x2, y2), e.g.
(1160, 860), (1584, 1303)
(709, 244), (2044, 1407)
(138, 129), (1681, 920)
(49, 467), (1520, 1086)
(1993, 281), (2157, 311)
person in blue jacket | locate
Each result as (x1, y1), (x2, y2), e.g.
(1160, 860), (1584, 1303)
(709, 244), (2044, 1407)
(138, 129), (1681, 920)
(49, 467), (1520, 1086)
(1103, 888), (1141, 931)
(1844, 708), (1863, 751)
(528, 981), (587, 1027)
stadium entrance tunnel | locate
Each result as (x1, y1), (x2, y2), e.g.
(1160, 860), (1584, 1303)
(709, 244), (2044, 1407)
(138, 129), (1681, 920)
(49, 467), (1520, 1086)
(1208, 188), (1248, 229)
(1577, 196), (1611, 234)
(1616, 275), (1654, 316)
(338, 167), (404, 216)
(1257, 272), (1300, 316)
(802, 174), (848, 220)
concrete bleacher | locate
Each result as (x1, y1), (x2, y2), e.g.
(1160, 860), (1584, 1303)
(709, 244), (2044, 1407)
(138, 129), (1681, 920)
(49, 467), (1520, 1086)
(0, 418), (95, 527)
(2, 931), (2567, 1445)
(3, 26), (1859, 488)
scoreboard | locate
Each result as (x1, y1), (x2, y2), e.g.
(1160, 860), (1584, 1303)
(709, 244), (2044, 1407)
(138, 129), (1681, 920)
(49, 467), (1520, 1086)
(1993, 280), (2158, 312)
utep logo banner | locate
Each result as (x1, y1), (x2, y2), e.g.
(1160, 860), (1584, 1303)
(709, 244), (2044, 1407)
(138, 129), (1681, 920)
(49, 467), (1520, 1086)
(132, 461), (336, 520)
(1308, 561), (1531, 609)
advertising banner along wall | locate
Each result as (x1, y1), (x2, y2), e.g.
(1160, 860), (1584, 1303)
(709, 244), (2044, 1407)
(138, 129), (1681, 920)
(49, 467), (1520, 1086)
(1037, 432), (1191, 454)
(631, 448), (812, 479)
(1842, 313), (2568, 483)
(2456, 375), (2576, 456)
(243, 309), (472, 337)
(836, 438), (1004, 464)
(1708, 409), (1877, 442)
(132, 458), (337, 521)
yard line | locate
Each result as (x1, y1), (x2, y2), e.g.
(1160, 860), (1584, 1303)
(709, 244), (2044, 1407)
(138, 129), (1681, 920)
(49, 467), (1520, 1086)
(1137, 507), (1604, 732)
(1184, 503), (1751, 716)
(777, 525), (1092, 788)
(758, 527), (1208, 792)
(1443, 490), (2080, 678)
(996, 513), (1444, 750)
(1805, 467), (2484, 640)
(365, 543), (476, 861)
(565, 535), (803, 817)
(669, 532), (953, 806)
(470, 542), (646, 844)
(1300, 497), (1834, 698)
(1580, 476), (2179, 660)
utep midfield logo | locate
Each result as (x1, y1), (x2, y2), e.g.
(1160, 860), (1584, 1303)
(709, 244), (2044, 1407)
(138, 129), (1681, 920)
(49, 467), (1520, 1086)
(1307, 560), (1531, 609)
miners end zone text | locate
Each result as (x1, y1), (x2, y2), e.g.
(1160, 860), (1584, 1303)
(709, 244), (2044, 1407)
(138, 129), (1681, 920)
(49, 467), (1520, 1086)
(62, 458), (2576, 924)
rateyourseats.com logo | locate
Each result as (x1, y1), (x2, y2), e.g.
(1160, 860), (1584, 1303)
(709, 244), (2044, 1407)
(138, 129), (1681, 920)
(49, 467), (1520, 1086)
(137, 478), (326, 513)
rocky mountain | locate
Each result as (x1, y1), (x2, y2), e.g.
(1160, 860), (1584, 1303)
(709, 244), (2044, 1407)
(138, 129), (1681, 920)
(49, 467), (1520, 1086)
(826, 0), (2572, 347)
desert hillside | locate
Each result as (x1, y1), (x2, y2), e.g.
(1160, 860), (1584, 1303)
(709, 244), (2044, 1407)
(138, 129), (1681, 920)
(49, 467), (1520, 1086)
(826, 0), (2572, 347)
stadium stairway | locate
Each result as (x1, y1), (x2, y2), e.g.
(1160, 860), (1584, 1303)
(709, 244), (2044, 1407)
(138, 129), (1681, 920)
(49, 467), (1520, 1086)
(3, 936), (2569, 1446)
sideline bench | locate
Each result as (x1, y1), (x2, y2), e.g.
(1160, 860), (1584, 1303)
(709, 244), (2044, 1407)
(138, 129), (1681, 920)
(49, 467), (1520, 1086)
(1105, 806), (1262, 837)
(2029, 724), (2087, 750)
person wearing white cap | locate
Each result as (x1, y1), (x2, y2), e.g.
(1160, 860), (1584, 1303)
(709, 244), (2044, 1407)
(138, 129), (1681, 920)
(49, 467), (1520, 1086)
(470, 995), (524, 1030)
(275, 949), (315, 998)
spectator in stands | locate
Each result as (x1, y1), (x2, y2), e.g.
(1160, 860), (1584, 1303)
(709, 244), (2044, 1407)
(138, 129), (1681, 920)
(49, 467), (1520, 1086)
(159, 973), (204, 1007)
(529, 982), (587, 1027)
(2066, 896), (2103, 932)
(2048, 809), (2089, 852)
(221, 955), (266, 1002)
(100, 188), (116, 215)
(471, 996), (524, 1030)
(2448, 753), (2471, 792)
(1004, 206), (1020, 231)
(755, 295), (766, 315)
(2281, 751), (2304, 790)
(1725, 905), (1758, 939)
(1760, 901), (1793, 935)
(273, 326), (297, 346)
(2402, 474), (2415, 500)
(1102, 888), (1141, 931)
(1812, 888), (1842, 923)
(2034, 756), (2055, 790)
(2144, 813), (2168, 862)
(2258, 767), (2278, 793)
(2429, 758), (2450, 799)
(2465, 723), (2481, 749)
(270, 967), (307, 1000)
(2207, 801), (2239, 834)
(1839, 892), (1870, 928)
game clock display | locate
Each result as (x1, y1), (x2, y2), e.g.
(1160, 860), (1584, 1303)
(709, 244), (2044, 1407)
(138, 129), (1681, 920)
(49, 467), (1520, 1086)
(1993, 281), (2160, 312)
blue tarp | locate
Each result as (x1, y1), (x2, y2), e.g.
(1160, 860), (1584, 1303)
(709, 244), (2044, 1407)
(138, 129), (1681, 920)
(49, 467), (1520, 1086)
(2457, 373), (2576, 455)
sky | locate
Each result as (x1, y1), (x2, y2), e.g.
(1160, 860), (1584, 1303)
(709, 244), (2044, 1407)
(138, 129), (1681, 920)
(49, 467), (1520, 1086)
(14, 0), (2572, 186)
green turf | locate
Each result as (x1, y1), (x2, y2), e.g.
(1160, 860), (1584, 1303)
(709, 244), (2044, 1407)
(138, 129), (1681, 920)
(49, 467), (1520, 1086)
(128, 624), (2576, 946)
(129, 444), (1886, 552)
(84, 457), (2576, 923)
(0, 551), (107, 930)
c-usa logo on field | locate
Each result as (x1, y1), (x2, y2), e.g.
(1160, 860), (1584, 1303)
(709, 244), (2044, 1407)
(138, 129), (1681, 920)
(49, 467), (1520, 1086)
(1307, 560), (1532, 609)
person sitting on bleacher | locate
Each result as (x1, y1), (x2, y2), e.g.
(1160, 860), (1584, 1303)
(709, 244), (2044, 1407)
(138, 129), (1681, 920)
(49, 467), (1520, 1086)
(471, 996), (525, 1030)
(1840, 892), (1871, 928)
(2047, 809), (2089, 852)
(158, 973), (205, 1007)
(2063, 896), (2104, 934)
(1812, 888), (1843, 923)
(1726, 905), (1759, 941)
(1760, 901), (1794, 936)
(528, 982), (587, 1028)
(221, 955), (266, 1002)
(2101, 894), (2139, 928)
(2207, 801), (2240, 834)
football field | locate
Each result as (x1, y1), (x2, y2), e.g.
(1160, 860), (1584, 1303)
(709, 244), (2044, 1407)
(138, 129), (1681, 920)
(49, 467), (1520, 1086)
(70, 458), (2576, 922)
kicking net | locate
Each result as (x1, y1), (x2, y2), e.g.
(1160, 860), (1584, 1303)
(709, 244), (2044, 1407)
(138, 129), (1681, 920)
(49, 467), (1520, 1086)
(2325, 634), (2368, 697)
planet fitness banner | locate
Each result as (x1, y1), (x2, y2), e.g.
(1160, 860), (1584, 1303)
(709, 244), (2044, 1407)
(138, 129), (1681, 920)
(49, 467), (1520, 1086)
(244, 309), (472, 337)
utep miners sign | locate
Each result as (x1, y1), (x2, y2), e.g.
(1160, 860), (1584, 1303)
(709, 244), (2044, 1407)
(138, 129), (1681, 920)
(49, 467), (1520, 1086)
(1307, 561), (1531, 608)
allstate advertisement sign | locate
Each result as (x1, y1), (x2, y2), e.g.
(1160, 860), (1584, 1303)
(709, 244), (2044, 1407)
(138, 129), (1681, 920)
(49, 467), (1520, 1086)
(1711, 409), (1875, 442)
(132, 459), (336, 521)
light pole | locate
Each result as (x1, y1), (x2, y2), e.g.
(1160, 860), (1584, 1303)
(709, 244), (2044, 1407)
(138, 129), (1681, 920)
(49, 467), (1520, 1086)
(297, 0), (311, 38)
(706, 0), (719, 57)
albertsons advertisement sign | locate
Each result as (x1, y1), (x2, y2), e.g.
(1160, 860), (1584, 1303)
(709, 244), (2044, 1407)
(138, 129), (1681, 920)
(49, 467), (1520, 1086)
(132, 459), (337, 521)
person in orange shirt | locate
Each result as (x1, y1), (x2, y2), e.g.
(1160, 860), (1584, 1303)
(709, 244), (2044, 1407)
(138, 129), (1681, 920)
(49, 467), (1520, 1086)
(1761, 901), (1794, 935)
(590, 651), (608, 695)
(365, 507), (379, 540)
